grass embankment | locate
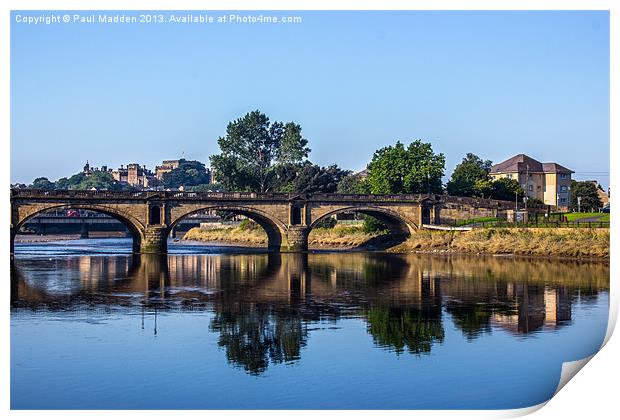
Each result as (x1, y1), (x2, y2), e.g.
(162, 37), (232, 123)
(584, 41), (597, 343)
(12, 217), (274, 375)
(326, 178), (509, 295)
(392, 227), (609, 259)
(183, 224), (269, 245)
(307, 225), (384, 247)
(183, 222), (383, 248)
(183, 222), (609, 258)
(564, 212), (610, 222)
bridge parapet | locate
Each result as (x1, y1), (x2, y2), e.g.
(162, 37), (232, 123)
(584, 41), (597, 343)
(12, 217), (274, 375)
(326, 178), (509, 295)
(10, 189), (439, 203)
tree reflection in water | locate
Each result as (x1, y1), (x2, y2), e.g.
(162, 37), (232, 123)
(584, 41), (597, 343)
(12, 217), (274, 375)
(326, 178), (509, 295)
(11, 252), (609, 374)
(366, 306), (444, 355)
(210, 305), (307, 375)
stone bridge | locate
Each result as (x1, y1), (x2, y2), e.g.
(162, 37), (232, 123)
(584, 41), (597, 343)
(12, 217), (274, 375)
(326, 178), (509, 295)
(10, 189), (445, 254)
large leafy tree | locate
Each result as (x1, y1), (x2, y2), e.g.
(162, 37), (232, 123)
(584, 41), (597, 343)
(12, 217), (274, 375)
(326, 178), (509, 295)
(210, 110), (310, 192)
(366, 140), (445, 194)
(29, 177), (55, 190)
(446, 153), (492, 197)
(570, 181), (602, 212)
(337, 174), (370, 194)
(55, 171), (129, 191)
(273, 163), (350, 194)
(293, 164), (350, 194)
(187, 183), (226, 192)
(161, 159), (211, 189)
(489, 177), (523, 201)
(277, 123), (310, 165)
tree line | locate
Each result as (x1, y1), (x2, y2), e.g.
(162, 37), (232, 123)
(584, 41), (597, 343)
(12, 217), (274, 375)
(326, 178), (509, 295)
(24, 109), (604, 212)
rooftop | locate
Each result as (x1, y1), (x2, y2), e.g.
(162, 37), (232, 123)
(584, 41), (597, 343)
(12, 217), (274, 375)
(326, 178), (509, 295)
(490, 154), (573, 174)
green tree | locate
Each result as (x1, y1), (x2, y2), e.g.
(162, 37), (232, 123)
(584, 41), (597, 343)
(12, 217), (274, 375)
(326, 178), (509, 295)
(271, 163), (303, 192)
(362, 216), (388, 233)
(186, 182), (226, 192)
(570, 181), (602, 212)
(161, 159), (211, 189)
(474, 178), (494, 198)
(210, 110), (310, 192)
(29, 177), (55, 190)
(446, 153), (492, 197)
(277, 163), (350, 194)
(366, 140), (445, 194)
(489, 178), (524, 201)
(337, 175), (370, 194)
(54, 171), (129, 191)
(276, 123), (310, 165)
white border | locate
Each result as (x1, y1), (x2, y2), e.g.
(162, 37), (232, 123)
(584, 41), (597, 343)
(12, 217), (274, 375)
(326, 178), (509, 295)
(1, 1), (616, 419)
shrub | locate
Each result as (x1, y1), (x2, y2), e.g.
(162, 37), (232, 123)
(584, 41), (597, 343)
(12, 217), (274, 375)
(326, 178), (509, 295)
(363, 216), (388, 233)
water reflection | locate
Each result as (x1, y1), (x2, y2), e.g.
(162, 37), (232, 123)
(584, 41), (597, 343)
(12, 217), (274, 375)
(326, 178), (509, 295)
(11, 253), (609, 375)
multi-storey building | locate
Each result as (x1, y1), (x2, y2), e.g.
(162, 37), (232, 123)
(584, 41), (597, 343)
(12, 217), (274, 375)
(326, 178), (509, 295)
(489, 154), (573, 208)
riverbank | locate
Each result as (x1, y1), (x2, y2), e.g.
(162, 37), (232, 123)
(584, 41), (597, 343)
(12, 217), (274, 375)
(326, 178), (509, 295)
(182, 224), (382, 249)
(16, 225), (609, 259)
(182, 225), (609, 259)
(392, 227), (609, 259)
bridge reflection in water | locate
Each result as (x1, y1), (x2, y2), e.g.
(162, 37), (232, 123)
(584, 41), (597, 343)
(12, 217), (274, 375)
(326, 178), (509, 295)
(11, 254), (609, 375)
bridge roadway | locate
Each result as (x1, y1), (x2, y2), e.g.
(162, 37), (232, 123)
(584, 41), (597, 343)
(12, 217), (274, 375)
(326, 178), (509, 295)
(10, 189), (443, 253)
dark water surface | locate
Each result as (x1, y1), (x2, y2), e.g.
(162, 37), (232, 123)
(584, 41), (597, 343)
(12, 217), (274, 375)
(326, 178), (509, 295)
(11, 238), (609, 409)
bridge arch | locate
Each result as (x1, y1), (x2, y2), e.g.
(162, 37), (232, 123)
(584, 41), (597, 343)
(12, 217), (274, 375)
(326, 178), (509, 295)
(11, 204), (145, 254)
(309, 206), (418, 248)
(168, 205), (288, 252)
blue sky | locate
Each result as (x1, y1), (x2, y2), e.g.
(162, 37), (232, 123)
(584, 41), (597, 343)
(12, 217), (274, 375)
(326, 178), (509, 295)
(10, 10), (610, 187)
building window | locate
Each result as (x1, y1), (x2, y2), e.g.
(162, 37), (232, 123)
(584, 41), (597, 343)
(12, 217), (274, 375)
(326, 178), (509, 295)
(528, 185), (533, 192)
(560, 174), (570, 180)
(507, 174), (513, 179)
(560, 198), (567, 204)
(560, 186), (568, 193)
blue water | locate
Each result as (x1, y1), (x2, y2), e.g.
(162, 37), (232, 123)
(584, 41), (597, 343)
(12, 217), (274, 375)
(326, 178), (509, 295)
(10, 238), (609, 409)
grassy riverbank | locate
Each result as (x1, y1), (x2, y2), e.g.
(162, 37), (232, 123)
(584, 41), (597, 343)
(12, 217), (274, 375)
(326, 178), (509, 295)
(183, 224), (609, 258)
(183, 224), (269, 245)
(392, 227), (609, 258)
(183, 223), (382, 248)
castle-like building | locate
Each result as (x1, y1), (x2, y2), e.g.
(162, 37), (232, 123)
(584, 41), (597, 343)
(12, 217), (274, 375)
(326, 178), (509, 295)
(82, 159), (212, 189)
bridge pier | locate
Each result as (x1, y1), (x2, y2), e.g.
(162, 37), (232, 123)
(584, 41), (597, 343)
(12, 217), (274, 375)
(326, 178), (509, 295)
(140, 226), (168, 254)
(79, 224), (89, 239)
(283, 226), (309, 252)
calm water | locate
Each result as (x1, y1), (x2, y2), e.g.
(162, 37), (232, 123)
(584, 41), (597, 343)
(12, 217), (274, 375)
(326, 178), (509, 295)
(11, 238), (609, 409)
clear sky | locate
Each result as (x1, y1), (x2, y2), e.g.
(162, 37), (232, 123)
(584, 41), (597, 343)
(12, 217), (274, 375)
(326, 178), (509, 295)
(10, 10), (610, 188)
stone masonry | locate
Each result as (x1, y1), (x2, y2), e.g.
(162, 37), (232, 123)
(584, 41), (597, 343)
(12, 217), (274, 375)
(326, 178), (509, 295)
(10, 190), (512, 254)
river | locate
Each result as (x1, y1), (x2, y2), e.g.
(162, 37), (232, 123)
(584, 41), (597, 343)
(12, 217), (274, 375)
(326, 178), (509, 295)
(10, 238), (609, 409)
